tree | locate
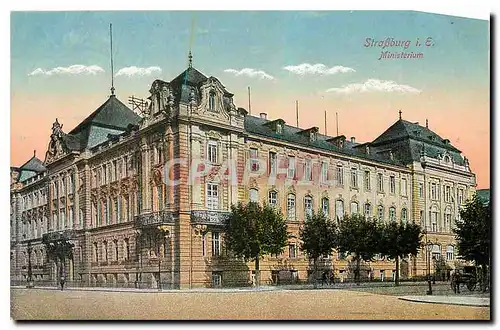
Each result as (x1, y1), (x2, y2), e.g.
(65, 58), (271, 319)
(337, 214), (382, 284)
(454, 195), (491, 292)
(42, 237), (74, 281)
(223, 202), (288, 287)
(379, 221), (423, 286)
(299, 210), (337, 288)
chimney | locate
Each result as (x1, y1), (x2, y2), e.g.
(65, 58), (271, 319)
(350, 136), (355, 143)
(260, 112), (267, 120)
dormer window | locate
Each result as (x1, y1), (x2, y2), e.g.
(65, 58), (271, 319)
(276, 123), (283, 134)
(339, 140), (344, 148)
(310, 131), (316, 142)
(443, 155), (451, 163)
(209, 91), (216, 112)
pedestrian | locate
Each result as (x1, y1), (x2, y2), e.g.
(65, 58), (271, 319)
(60, 275), (65, 291)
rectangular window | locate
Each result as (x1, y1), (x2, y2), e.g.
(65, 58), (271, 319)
(389, 207), (396, 221)
(304, 159), (312, 181)
(304, 196), (313, 218)
(351, 168), (358, 188)
(207, 183), (219, 210)
(112, 160), (118, 181)
(401, 178), (407, 196)
(376, 173), (383, 192)
(212, 232), (221, 256)
(350, 202), (359, 215)
(389, 176), (395, 194)
(364, 204), (371, 218)
(157, 186), (163, 210)
(289, 244), (296, 258)
(249, 148), (259, 172)
(269, 152), (277, 176)
(321, 198), (329, 216)
(364, 171), (371, 191)
(431, 183), (437, 200)
(287, 194), (296, 220)
(114, 197), (119, 223)
(445, 186), (451, 202)
(123, 156), (128, 178)
(207, 140), (218, 163)
(419, 183), (423, 198)
(378, 206), (384, 221)
(287, 156), (295, 179)
(336, 165), (344, 186)
(335, 200), (344, 221)
(321, 162), (328, 184)
(212, 272), (222, 288)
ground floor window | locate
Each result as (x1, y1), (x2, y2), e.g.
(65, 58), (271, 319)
(380, 270), (385, 282)
(212, 271), (222, 288)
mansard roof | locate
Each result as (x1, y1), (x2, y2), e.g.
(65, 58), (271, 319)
(15, 154), (46, 183)
(370, 119), (465, 165)
(68, 95), (141, 150)
(244, 115), (405, 167)
(170, 66), (208, 88)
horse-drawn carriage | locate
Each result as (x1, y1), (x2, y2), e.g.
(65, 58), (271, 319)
(451, 266), (478, 293)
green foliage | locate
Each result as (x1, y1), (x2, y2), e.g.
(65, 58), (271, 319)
(337, 214), (381, 262)
(224, 202), (288, 261)
(300, 210), (337, 261)
(380, 221), (423, 260)
(454, 195), (490, 266)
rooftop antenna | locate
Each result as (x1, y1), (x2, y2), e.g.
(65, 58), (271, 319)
(324, 110), (327, 135)
(188, 14), (196, 69)
(109, 23), (115, 96)
(296, 100), (299, 127)
(248, 86), (252, 115)
(336, 112), (339, 136)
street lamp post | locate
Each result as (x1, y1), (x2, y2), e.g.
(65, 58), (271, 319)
(426, 237), (432, 295)
(26, 241), (33, 288)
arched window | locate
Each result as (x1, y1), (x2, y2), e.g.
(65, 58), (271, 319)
(123, 238), (130, 261)
(249, 188), (259, 203)
(209, 91), (216, 111)
(93, 242), (99, 263)
(268, 191), (278, 207)
(444, 208), (452, 232)
(446, 245), (454, 261)
(304, 196), (313, 219)
(287, 194), (296, 220)
(389, 207), (396, 221)
(335, 200), (344, 222)
(350, 201), (359, 215)
(113, 240), (118, 261)
(103, 241), (108, 262)
(364, 203), (372, 219)
(401, 208), (407, 224)
(321, 198), (329, 217)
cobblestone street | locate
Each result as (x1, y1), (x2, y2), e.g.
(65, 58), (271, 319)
(11, 287), (490, 320)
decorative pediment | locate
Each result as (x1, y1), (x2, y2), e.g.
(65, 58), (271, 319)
(321, 190), (329, 198)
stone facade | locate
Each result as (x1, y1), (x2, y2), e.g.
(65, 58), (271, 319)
(10, 63), (476, 289)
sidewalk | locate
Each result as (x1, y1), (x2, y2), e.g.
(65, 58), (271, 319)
(399, 295), (490, 307)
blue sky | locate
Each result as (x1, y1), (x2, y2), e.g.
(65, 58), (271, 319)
(11, 11), (488, 98)
(10, 10), (490, 188)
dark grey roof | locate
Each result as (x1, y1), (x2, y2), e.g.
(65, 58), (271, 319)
(244, 115), (404, 167)
(476, 189), (490, 205)
(170, 67), (208, 88)
(16, 155), (46, 183)
(19, 155), (46, 173)
(370, 119), (464, 166)
(68, 95), (141, 150)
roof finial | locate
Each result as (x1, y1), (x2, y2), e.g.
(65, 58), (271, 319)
(399, 109), (402, 120)
(188, 50), (193, 68)
(425, 118), (428, 128)
(33, 150), (36, 157)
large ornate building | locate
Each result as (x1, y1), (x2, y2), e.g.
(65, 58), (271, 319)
(10, 58), (477, 289)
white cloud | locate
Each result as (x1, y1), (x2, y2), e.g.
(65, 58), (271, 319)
(283, 63), (355, 75)
(28, 64), (105, 76)
(326, 79), (421, 94)
(224, 68), (275, 80)
(115, 66), (162, 77)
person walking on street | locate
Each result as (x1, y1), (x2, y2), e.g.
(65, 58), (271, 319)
(60, 275), (65, 291)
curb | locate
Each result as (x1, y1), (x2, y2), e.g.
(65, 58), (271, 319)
(398, 296), (490, 307)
